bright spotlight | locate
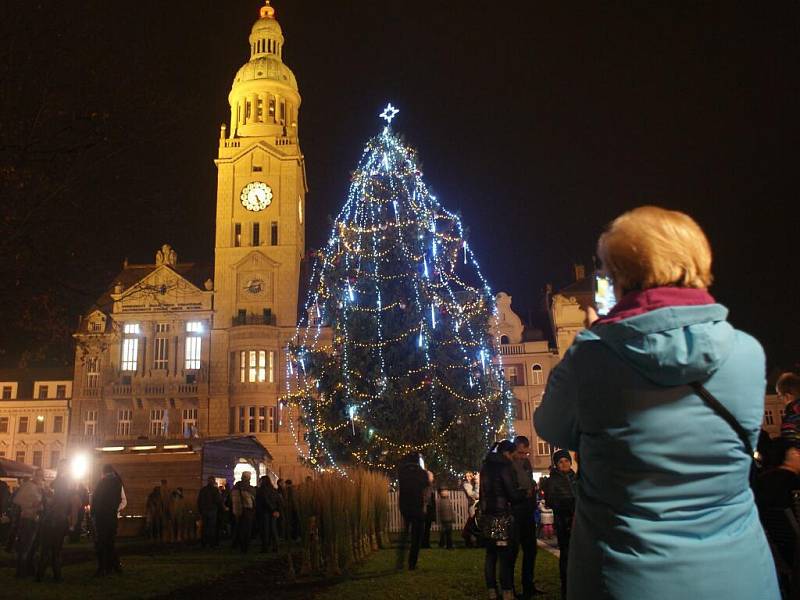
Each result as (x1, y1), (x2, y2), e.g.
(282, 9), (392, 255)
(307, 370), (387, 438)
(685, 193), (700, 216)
(70, 453), (90, 480)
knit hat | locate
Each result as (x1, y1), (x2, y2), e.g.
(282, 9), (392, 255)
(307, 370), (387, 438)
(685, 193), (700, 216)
(552, 449), (572, 465)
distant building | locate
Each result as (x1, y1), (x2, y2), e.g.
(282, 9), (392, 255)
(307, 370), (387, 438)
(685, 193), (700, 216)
(0, 368), (72, 469)
(68, 245), (214, 453)
(493, 293), (560, 474)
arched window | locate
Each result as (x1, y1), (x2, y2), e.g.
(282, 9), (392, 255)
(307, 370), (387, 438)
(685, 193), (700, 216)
(531, 363), (544, 385)
(500, 335), (510, 345)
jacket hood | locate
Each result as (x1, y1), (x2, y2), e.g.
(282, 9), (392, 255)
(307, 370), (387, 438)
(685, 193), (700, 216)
(587, 304), (734, 386)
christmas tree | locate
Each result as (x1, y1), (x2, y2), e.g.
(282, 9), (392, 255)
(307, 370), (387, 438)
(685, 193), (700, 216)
(283, 105), (514, 476)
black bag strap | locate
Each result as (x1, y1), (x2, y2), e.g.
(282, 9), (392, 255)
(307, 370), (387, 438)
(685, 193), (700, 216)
(690, 381), (754, 457)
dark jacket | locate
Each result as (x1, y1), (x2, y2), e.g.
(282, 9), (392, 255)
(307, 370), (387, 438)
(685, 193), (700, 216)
(542, 469), (575, 513)
(479, 452), (524, 515)
(397, 461), (428, 519)
(197, 483), (223, 514)
(91, 473), (122, 522)
(256, 482), (283, 515)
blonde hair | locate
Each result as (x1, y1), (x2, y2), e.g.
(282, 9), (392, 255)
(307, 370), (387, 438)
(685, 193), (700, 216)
(597, 206), (713, 292)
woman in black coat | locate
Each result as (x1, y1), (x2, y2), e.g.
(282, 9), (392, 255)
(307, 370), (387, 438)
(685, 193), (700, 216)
(480, 440), (524, 600)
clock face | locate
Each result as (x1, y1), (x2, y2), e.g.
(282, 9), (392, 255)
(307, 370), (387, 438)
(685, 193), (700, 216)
(240, 181), (273, 212)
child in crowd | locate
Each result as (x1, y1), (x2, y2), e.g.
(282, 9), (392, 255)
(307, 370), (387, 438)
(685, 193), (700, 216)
(437, 489), (455, 549)
(778, 373), (800, 442)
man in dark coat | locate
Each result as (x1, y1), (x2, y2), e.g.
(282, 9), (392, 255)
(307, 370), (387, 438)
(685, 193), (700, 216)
(36, 463), (72, 581)
(542, 450), (576, 599)
(396, 453), (429, 570)
(510, 436), (545, 598)
(197, 476), (223, 548)
(91, 464), (122, 576)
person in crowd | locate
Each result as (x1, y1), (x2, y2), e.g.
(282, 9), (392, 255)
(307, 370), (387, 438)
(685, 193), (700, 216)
(170, 487), (188, 542)
(231, 471), (256, 553)
(284, 479), (299, 541)
(219, 483), (231, 540)
(257, 476), (282, 552)
(480, 440), (524, 600)
(145, 486), (161, 541)
(91, 464), (123, 576)
(198, 476), (223, 548)
(0, 478), (10, 544)
(68, 482), (89, 543)
(276, 478), (286, 539)
(510, 436), (544, 598)
(778, 372), (800, 442)
(541, 450), (575, 598)
(12, 469), (44, 577)
(396, 453), (429, 570)
(421, 470), (436, 549)
(534, 206), (780, 599)
(754, 438), (800, 594)
(462, 471), (480, 547)
(157, 479), (172, 542)
(36, 461), (72, 581)
(436, 488), (455, 549)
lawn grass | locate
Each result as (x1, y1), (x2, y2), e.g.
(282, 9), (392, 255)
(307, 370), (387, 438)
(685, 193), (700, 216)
(0, 539), (562, 599)
(311, 542), (562, 600)
(0, 543), (277, 600)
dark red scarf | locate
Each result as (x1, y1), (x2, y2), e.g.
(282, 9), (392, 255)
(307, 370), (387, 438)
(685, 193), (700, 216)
(594, 286), (716, 326)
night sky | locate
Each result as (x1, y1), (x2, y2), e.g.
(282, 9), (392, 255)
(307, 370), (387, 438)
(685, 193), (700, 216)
(1, 1), (798, 372)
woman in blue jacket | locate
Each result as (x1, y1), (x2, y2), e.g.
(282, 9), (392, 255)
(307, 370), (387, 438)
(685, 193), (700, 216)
(534, 206), (779, 599)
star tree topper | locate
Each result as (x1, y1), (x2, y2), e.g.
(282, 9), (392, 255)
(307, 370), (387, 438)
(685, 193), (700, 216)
(379, 103), (399, 125)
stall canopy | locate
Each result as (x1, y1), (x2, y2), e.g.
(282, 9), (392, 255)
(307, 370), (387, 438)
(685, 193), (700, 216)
(0, 457), (37, 478)
(200, 435), (272, 482)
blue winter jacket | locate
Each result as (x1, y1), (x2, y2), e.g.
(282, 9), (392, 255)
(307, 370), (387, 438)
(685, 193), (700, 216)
(534, 303), (779, 599)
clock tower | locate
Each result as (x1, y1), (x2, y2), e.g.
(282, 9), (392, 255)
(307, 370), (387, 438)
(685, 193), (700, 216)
(209, 1), (307, 478)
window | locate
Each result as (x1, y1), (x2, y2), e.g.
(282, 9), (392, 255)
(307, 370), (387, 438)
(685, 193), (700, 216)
(154, 323), (170, 369)
(150, 409), (165, 436)
(86, 357), (100, 389)
(91, 321), (103, 332)
(252, 222), (260, 246)
(16, 450), (26, 463)
(185, 321), (203, 370)
(122, 324), (140, 372)
(238, 406), (245, 433)
(258, 406), (266, 432)
(35, 415), (45, 433)
(531, 364), (544, 385)
(252, 165), (262, 172)
(506, 366), (519, 386)
(256, 97), (263, 120)
(765, 410), (775, 426)
(269, 97), (276, 120)
(38, 385), (49, 399)
(0, 451), (5, 458)
(245, 100), (251, 120)
(32, 450), (42, 468)
(0, 416), (7, 432)
(117, 409), (132, 436)
(2, 385), (12, 399)
(240, 350), (274, 383)
(248, 406), (256, 433)
(85, 410), (97, 436)
(50, 451), (60, 468)
(271, 221), (278, 245)
(53, 415), (63, 433)
(182, 409), (198, 437)
(56, 384), (67, 399)
(500, 335), (510, 345)
(234, 223), (242, 247)
(279, 99), (286, 124)
(267, 406), (277, 433)
(536, 439), (552, 457)
(18, 416), (28, 433)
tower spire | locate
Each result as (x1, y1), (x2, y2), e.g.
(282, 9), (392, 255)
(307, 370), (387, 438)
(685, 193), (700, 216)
(260, 1), (276, 19)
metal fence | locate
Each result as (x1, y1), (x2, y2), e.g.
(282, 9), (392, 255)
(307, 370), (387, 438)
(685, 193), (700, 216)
(387, 489), (470, 532)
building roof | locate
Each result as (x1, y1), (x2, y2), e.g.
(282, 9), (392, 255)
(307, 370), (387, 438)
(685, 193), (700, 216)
(0, 367), (74, 398)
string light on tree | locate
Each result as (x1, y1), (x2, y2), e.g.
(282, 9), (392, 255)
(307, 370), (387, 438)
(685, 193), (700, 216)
(283, 103), (515, 476)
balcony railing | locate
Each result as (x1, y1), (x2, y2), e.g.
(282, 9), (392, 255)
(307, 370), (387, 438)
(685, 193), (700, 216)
(500, 343), (526, 355)
(232, 313), (277, 327)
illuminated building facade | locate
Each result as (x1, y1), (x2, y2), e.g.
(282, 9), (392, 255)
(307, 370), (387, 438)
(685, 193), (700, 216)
(493, 293), (561, 473)
(0, 368), (72, 470)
